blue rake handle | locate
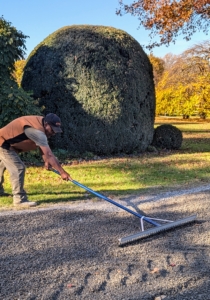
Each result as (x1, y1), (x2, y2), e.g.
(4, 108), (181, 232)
(51, 168), (161, 227)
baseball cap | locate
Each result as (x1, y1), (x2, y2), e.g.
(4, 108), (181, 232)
(45, 113), (62, 133)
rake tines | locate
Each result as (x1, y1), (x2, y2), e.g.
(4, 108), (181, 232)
(119, 214), (197, 246)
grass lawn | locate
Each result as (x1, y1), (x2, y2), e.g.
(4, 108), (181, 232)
(1, 116), (210, 208)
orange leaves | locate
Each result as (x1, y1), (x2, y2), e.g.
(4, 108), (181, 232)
(194, 0), (210, 15)
(117, 0), (210, 49)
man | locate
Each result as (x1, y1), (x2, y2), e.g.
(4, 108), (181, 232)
(0, 113), (72, 207)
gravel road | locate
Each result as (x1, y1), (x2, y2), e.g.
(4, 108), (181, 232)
(0, 185), (210, 300)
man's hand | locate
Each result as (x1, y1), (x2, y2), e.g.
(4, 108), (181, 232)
(44, 161), (52, 170)
(39, 146), (73, 181)
(60, 170), (72, 181)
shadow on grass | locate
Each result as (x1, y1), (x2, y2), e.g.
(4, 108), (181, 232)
(181, 137), (210, 152)
(22, 158), (210, 206)
(181, 129), (210, 133)
(2, 139), (210, 207)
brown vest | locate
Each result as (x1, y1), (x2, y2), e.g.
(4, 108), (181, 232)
(0, 116), (45, 151)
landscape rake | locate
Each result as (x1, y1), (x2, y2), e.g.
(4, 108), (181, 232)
(51, 169), (196, 246)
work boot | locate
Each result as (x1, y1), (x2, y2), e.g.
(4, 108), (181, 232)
(13, 199), (37, 207)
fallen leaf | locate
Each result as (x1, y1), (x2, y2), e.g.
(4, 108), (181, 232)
(150, 267), (159, 274)
(67, 283), (75, 288)
(169, 263), (176, 267)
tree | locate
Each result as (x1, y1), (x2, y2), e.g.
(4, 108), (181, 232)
(0, 17), (27, 76)
(148, 54), (165, 85)
(117, 0), (210, 49)
(0, 17), (42, 127)
(155, 41), (210, 118)
(162, 53), (179, 71)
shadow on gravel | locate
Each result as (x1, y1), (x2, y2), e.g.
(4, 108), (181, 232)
(0, 191), (209, 300)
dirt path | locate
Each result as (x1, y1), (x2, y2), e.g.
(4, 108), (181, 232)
(0, 185), (210, 300)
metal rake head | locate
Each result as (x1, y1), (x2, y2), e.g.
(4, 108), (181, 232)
(119, 214), (197, 246)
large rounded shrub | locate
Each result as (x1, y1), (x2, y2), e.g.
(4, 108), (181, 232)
(22, 25), (155, 155)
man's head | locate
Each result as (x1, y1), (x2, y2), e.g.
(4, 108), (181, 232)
(44, 113), (62, 138)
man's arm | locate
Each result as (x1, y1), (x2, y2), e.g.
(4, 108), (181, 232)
(24, 127), (72, 181)
(39, 145), (72, 181)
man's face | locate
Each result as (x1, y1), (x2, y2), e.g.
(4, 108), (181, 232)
(44, 123), (56, 138)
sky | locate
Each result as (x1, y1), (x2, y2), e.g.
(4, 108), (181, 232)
(1, 0), (209, 59)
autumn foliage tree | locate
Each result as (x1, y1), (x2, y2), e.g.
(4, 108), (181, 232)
(155, 41), (210, 118)
(117, 0), (210, 49)
(148, 54), (165, 85)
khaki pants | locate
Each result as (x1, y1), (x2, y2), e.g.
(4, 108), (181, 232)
(0, 147), (28, 204)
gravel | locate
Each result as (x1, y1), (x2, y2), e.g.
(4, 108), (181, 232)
(0, 185), (210, 300)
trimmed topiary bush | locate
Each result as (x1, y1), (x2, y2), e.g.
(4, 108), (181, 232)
(152, 124), (183, 149)
(22, 25), (155, 155)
